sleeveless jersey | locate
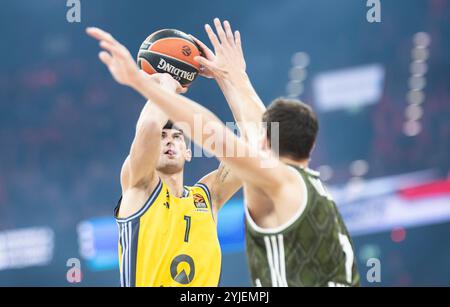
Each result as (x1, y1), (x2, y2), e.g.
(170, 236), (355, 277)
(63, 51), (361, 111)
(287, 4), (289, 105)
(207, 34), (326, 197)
(245, 167), (360, 287)
(115, 179), (221, 287)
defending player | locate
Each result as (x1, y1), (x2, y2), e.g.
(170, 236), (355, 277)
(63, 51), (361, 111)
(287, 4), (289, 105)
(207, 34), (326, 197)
(192, 20), (361, 287)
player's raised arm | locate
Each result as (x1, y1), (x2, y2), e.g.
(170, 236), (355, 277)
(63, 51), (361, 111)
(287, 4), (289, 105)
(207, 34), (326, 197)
(191, 18), (266, 140)
(86, 26), (187, 218)
(86, 26), (297, 194)
(191, 19), (270, 211)
(121, 97), (165, 193)
(118, 75), (185, 219)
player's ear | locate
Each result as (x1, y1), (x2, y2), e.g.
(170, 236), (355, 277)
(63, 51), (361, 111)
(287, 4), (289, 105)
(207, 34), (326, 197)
(310, 142), (316, 155)
(184, 148), (192, 162)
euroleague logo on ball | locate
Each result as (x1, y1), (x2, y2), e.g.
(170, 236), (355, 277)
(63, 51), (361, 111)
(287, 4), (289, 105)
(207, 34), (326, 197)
(182, 45), (192, 57)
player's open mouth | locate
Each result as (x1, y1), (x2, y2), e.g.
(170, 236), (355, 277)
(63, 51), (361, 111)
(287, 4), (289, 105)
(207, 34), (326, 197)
(164, 149), (176, 157)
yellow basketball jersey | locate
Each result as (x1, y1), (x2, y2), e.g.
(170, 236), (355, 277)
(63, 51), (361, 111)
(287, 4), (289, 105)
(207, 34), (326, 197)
(114, 179), (221, 287)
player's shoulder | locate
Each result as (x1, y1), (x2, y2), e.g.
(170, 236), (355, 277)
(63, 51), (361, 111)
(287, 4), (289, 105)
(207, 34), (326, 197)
(286, 165), (322, 186)
(188, 183), (212, 205)
(115, 176), (164, 222)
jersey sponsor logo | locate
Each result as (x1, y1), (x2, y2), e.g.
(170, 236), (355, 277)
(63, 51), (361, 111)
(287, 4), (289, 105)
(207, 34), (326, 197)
(193, 193), (208, 212)
(170, 254), (195, 285)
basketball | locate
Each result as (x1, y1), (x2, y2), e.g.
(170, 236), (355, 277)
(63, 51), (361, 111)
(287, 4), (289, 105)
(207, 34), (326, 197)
(137, 29), (201, 87)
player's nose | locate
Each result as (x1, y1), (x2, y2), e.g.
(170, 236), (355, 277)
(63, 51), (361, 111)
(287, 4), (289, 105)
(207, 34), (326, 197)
(164, 138), (175, 147)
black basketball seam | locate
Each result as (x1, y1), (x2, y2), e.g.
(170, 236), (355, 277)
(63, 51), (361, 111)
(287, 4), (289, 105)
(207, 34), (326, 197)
(145, 29), (196, 46)
(139, 57), (156, 72)
(146, 28), (167, 39)
(142, 50), (199, 71)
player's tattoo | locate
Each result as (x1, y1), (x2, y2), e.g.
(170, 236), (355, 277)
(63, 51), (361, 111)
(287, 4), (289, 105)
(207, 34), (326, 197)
(210, 163), (230, 199)
(218, 164), (230, 183)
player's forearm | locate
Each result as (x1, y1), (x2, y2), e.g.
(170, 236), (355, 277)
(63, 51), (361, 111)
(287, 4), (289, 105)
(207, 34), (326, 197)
(216, 78), (247, 137)
(217, 72), (266, 138)
(136, 100), (169, 131)
(128, 101), (168, 186)
(217, 78), (244, 122)
(230, 72), (266, 121)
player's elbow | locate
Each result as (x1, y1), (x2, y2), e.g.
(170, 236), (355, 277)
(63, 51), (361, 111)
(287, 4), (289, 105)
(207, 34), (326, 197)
(136, 118), (162, 140)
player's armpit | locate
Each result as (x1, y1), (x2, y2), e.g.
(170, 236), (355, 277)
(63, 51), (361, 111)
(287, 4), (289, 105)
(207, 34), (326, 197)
(118, 155), (160, 220)
(120, 156), (131, 194)
(197, 163), (242, 213)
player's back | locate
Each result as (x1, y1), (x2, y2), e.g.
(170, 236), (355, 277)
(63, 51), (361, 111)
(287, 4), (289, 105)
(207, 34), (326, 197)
(115, 179), (221, 287)
(245, 166), (360, 287)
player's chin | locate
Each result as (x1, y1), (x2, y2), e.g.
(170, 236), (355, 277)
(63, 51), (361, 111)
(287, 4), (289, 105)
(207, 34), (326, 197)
(157, 160), (184, 174)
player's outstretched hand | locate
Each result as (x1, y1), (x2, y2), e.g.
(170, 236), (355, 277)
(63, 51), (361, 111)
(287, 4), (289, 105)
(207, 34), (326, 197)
(86, 27), (186, 94)
(191, 18), (246, 82)
(86, 27), (141, 87)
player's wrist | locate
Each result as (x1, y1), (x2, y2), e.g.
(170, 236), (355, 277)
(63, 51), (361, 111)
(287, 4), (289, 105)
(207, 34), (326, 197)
(227, 70), (249, 87)
(133, 71), (152, 95)
(215, 76), (230, 90)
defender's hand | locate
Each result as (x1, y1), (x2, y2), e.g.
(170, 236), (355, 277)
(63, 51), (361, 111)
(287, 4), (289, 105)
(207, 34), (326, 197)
(191, 18), (246, 82)
(189, 35), (216, 79)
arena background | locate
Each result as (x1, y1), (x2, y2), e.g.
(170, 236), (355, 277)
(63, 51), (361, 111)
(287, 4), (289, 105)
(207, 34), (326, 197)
(0, 0), (449, 286)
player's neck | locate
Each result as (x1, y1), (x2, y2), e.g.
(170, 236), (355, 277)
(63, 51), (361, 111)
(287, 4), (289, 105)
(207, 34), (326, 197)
(158, 171), (185, 198)
(280, 156), (309, 169)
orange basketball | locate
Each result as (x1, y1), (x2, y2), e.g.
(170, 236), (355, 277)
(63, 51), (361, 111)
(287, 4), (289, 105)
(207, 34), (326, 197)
(137, 29), (201, 87)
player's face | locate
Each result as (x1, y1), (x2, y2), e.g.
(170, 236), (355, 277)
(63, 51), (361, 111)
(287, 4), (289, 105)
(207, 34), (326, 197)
(156, 129), (191, 174)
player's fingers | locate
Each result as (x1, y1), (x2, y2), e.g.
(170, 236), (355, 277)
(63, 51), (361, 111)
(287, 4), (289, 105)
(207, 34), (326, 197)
(189, 35), (215, 59)
(99, 40), (122, 58)
(194, 56), (215, 69)
(86, 27), (118, 44)
(86, 27), (103, 40)
(204, 24), (221, 52)
(235, 30), (244, 57)
(213, 18), (229, 46)
(161, 75), (186, 94)
(223, 20), (235, 45)
(178, 86), (188, 94)
(101, 40), (131, 61)
(98, 51), (113, 66)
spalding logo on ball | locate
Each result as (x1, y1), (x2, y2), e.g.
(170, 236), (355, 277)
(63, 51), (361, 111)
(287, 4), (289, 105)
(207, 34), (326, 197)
(137, 29), (201, 87)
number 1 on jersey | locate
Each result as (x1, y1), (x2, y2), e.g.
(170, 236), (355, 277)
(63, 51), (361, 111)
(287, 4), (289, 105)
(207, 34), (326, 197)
(184, 215), (191, 243)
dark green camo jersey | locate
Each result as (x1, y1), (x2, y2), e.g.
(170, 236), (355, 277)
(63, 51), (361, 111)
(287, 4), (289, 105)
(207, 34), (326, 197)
(245, 166), (360, 287)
